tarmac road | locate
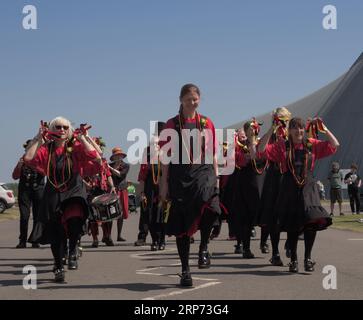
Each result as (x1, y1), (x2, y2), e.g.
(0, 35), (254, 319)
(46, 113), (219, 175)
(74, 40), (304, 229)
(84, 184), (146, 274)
(0, 208), (362, 300)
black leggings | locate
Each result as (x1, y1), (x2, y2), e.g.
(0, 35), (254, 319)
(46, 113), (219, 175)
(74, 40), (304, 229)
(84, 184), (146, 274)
(287, 230), (317, 261)
(269, 224), (280, 256)
(260, 225), (269, 245)
(50, 218), (83, 269)
(176, 210), (217, 272)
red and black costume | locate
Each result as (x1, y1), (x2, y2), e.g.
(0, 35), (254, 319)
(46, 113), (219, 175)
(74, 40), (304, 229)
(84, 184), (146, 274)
(85, 158), (113, 246)
(257, 133), (286, 263)
(138, 146), (165, 249)
(263, 137), (336, 270)
(162, 112), (221, 271)
(222, 137), (264, 258)
(25, 140), (99, 272)
(109, 159), (130, 241)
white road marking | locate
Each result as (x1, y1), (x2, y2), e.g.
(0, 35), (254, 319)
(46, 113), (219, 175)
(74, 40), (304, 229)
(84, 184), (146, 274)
(143, 282), (221, 300)
(347, 239), (363, 241)
(130, 248), (176, 259)
(132, 246), (222, 299)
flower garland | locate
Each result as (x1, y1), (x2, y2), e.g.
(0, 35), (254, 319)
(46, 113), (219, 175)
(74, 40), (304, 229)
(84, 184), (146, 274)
(46, 143), (72, 191)
(151, 158), (160, 185)
(235, 137), (267, 175)
(287, 140), (310, 187)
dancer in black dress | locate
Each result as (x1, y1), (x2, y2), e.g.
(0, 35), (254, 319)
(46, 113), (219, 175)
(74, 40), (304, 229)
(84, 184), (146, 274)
(138, 122), (167, 251)
(258, 107), (291, 266)
(160, 84), (221, 287)
(258, 117), (339, 272)
(25, 117), (101, 282)
(224, 121), (266, 259)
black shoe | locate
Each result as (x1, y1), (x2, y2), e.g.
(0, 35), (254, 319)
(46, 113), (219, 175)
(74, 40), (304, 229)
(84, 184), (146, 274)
(54, 268), (65, 283)
(134, 239), (146, 246)
(190, 237), (195, 244)
(31, 243), (40, 248)
(270, 255), (284, 266)
(77, 246), (83, 258)
(209, 233), (218, 240)
(68, 255), (78, 270)
(179, 271), (193, 287)
(260, 242), (269, 254)
(288, 260), (299, 273)
(105, 238), (114, 246)
(304, 259), (316, 272)
(92, 240), (99, 248)
(158, 243), (165, 251)
(250, 228), (256, 238)
(198, 250), (211, 269)
(242, 249), (255, 259)
(16, 242), (26, 249)
(234, 245), (242, 254)
(117, 237), (126, 242)
(151, 243), (158, 251)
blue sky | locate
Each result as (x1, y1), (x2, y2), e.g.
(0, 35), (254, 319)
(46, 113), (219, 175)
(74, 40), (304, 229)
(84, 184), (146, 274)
(1, 0), (362, 182)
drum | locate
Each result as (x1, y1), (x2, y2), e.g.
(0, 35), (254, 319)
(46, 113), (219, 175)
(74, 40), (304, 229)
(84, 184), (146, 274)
(91, 193), (122, 222)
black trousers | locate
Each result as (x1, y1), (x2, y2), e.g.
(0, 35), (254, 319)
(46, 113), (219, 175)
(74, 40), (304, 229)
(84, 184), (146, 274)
(18, 186), (43, 243)
(348, 187), (360, 213)
(137, 207), (149, 240)
(150, 220), (165, 245)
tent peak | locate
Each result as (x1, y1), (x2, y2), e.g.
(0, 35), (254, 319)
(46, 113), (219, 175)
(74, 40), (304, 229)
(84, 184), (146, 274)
(350, 52), (363, 69)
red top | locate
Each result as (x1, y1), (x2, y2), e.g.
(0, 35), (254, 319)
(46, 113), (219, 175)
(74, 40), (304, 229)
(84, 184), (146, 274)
(263, 138), (337, 173)
(86, 159), (111, 191)
(160, 114), (217, 157)
(25, 141), (99, 177)
(234, 144), (249, 168)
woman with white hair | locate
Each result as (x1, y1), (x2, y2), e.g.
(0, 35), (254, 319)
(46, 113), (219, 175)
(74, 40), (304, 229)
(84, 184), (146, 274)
(258, 107), (291, 266)
(24, 116), (101, 282)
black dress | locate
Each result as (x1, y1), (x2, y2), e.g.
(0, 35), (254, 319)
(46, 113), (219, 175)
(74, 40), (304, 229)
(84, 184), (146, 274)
(275, 148), (332, 232)
(166, 116), (221, 236)
(227, 162), (260, 230)
(28, 144), (89, 244)
(258, 162), (282, 227)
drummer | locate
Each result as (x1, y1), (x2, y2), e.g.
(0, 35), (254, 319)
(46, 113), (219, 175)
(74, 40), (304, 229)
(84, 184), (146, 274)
(108, 147), (130, 242)
(83, 137), (116, 247)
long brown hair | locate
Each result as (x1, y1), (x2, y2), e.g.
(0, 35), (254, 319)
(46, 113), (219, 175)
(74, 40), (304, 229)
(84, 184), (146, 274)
(178, 83), (201, 114)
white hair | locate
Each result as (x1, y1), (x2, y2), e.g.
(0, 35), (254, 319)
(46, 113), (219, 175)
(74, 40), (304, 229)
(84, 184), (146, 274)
(49, 116), (74, 139)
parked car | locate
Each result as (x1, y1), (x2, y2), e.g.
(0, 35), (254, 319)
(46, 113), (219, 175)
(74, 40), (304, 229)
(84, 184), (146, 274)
(0, 183), (16, 213)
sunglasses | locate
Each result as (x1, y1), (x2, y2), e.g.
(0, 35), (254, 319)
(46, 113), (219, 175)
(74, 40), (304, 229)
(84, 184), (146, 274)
(55, 125), (69, 130)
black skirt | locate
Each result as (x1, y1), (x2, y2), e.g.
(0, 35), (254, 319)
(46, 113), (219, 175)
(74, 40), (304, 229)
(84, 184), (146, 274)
(28, 174), (89, 244)
(223, 164), (260, 230)
(166, 164), (220, 236)
(275, 171), (332, 232)
(258, 163), (282, 227)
